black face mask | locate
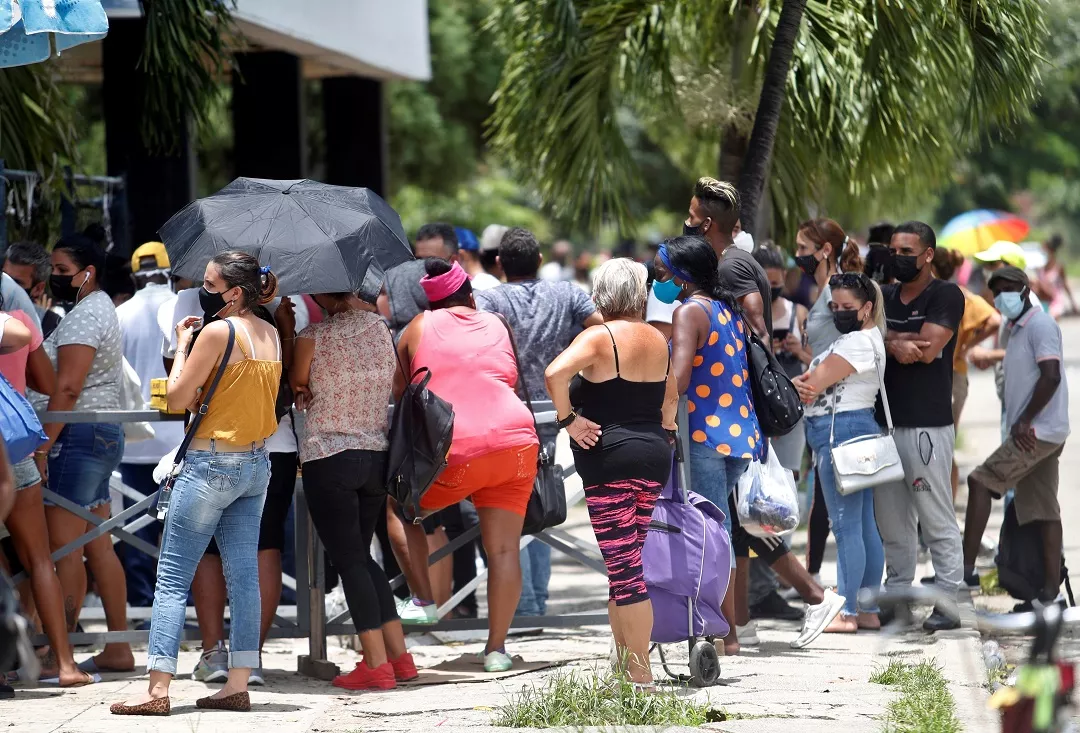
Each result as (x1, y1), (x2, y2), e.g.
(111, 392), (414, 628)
(892, 254), (922, 283)
(49, 272), (87, 302)
(770, 286), (784, 302)
(832, 310), (863, 334)
(199, 286), (229, 317)
(794, 253), (820, 278)
(683, 220), (703, 237)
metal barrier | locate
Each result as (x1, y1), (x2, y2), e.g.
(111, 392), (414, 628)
(19, 405), (611, 675)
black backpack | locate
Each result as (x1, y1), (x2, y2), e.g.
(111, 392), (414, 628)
(743, 320), (804, 437)
(384, 355), (455, 523)
(996, 500), (1074, 604)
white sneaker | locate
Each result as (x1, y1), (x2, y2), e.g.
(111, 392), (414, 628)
(399, 598), (439, 625)
(779, 585), (801, 601)
(736, 620), (760, 646)
(790, 589), (845, 649)
(481, 649), (513, 673)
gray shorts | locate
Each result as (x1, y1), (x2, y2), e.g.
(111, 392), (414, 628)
(12, 456), (40, 491)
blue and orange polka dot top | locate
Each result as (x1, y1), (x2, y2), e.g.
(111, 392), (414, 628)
(685, 298), (764, 461)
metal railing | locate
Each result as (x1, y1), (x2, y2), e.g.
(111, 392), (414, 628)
(21, 405), (611, 675)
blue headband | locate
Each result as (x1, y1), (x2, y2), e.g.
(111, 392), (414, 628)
(657, 244), (694, 284)
(260, 265), (271, 275)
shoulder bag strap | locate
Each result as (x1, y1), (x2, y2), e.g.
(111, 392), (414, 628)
(829, 337), (893, 447)
(493, 313), (539, 431)
(171, 319), (235, 469)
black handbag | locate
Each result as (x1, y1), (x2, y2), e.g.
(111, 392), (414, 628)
(494, 314), (567, 536)
(384, 324), (456, 523)
(743, 317), (804, 438)
(148, 320), (236, 521)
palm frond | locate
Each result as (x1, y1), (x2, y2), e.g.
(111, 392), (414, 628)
(138, 0), (239, 154)
(0, 63), (77, 174)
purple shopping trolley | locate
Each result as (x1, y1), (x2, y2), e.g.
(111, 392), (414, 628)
(641, 439), (732, 687)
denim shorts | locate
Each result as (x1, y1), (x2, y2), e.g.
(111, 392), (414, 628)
(12, 457), (40, 491)
(687, 441), (750, 537)
(44, 423), (125, 510)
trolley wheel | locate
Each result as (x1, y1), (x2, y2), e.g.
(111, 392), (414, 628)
(688, 640), (720, 687)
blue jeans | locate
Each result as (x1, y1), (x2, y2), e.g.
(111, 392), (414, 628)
(687, 442), (750, 537)
(147, 446), (270, 674)
(517, 541), (552, 616)
(45, 423), (124, 510)
(805, 409), (885, 616)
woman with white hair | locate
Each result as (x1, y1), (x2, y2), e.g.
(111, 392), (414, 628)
(545, 258), (677, 687)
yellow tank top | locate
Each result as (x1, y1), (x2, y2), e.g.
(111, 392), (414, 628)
(193, 319), (282, 445)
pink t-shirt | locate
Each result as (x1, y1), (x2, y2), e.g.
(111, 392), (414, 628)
(0, 310), (43, 394)
(411, 309), (537, 465)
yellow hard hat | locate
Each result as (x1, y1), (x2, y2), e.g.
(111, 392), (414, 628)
(973, 240), (1027, 270)
(131, 241), (170, 272)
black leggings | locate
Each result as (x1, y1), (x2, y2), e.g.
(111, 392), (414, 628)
(807, 468), (831, 575)
(303, 450), (397, 633)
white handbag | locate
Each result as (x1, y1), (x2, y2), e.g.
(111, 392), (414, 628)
(828, 351), (905, 495)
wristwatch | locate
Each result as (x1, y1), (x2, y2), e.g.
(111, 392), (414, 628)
(556, 411), (578, 430)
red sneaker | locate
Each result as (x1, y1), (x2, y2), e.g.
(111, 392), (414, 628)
(332, 661), (396, 691)
(390, 653), (419, 682)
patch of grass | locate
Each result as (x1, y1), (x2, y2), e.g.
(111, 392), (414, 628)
(870, 659), (962, 733)
(493, 668), (713, 728)
(980, 567), (1009, 596)
(986, 662), (1015, 690)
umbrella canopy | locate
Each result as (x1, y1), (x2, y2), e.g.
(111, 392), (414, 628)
(0, 0), (108, 68)
(938, 209), (1029, 256)
(159, 178), (414, 300)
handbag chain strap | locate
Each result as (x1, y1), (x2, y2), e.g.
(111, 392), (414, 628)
(828, 335), (895, 448)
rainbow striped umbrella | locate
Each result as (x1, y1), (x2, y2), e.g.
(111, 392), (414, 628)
(938, 209), (1029, 256)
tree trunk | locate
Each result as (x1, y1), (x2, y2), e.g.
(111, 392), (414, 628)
(717, 123), (748, 183)
(736, 0), (807, 237)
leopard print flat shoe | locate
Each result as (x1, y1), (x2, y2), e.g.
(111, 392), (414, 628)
(110, 697), (170, 716)
(195, 691), (250, 711)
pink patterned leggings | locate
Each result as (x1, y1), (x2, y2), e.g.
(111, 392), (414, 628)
(584, 478), (663, 607)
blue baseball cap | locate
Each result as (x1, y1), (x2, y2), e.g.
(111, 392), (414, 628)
(455, 227), (480, 252)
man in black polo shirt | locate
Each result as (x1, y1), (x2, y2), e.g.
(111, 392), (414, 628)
(880, 221), (967, 631)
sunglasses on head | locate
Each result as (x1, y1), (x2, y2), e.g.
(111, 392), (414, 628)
(829, 272), (872, 301)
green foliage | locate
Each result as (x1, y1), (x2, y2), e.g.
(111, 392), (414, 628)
(488, 0), (1047, 240)
(870, 659), (962, 733)
(138, 0), (238, 155)
(493, 668), (712, 727)
(387, 0), (505, 196)
(0, 63), (78, 174)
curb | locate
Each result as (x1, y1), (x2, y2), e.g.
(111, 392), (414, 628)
(932, 629), (998, 730)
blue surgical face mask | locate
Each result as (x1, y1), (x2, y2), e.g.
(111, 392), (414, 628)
(653, 277), (683, 304)
(995, 290), (1026, 321)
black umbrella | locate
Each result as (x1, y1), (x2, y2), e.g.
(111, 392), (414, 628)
(159, 178), (414, 300)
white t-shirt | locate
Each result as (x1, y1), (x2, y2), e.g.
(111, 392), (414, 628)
(157, 288), (308, 455)
(471, 272), (502, 291)
(117, 283), (185, 464)
(645, 285), (679, 325)
(804, 327), (885, 418)
(538, 262), (565, 282)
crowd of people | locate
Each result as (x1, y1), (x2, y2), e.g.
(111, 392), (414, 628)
(0, 174), (1072, 705)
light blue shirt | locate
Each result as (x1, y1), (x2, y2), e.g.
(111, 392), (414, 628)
(0, 273), (42, 330)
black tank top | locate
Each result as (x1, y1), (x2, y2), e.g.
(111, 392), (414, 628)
(569, 325), (668, 427)
(568, 325), (672, 487)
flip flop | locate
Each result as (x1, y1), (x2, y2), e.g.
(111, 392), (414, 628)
(78, 657), (134, 674)
(39, 672), (100, 686)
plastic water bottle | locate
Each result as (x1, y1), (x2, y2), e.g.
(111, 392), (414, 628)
(982, 640), (1005, 671)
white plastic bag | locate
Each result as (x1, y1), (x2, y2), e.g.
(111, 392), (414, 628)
(120, 359), (156, 443)
(735, 446), (800, 538)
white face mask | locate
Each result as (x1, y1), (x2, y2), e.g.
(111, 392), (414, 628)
(733, 231), (754, 252)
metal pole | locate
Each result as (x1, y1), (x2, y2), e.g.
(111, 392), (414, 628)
(295, 480), (338, 680)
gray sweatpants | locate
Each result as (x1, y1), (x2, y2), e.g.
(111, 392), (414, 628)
(873, 426), (964, 595)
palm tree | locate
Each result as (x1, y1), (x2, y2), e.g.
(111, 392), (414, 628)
(488, 0), (1046, 238)
(0, 0), (236, 172)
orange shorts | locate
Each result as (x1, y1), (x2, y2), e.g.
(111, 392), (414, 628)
(421, 444), (539, 517)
